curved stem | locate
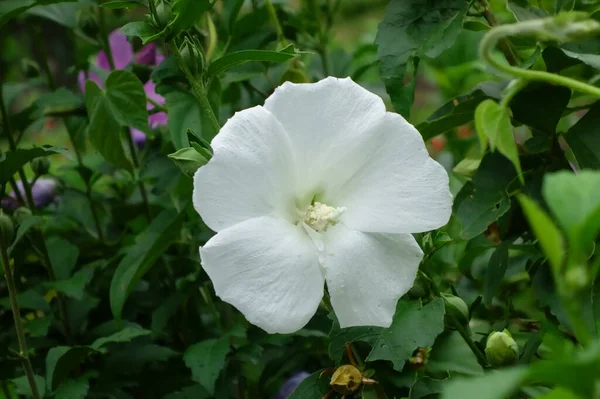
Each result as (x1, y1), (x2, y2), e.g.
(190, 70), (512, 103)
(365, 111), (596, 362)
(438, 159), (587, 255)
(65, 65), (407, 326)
(479, 19), (600, 98)
(0, 230), (41, 399)
(478, 0), (519, 65)
(265, 0), (285, 45)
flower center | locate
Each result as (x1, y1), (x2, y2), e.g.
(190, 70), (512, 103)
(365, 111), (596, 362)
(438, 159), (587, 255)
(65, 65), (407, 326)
(302, 202), (346, 232)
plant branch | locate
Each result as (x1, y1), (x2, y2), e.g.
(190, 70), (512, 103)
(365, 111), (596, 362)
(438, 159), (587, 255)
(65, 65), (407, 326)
(478, 0), (519, 66)
(265, 0), (285, 45)
(124, 128), (152, 222)
(0, 230), (41, 399)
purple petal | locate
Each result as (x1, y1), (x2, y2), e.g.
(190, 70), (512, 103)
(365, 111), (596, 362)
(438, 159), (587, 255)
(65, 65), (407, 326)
(97, 30), (133, 70)
(135, 44), (157, 65)
(3, 178), (57, 209)
(149, 111), (168, 128)
(130, 129), (147, 147)
(155, 52), (166, 65)
(78, 71), (103, 94)
(144, 80), (165, 107)
(273, 372), (311, 399)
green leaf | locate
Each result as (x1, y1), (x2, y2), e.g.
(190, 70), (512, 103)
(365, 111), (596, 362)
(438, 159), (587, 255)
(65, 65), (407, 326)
(120, 20), (162, 44)
(517, 195), (564, 273)
(375, 0), (468, 117)
(453, 153), (516, 240)
(90, 326), (151, 350)
(183, 337), (230, 395)
(54, 377), (90, 399)
(442, 367), (527, 399)
(475, 99), (523, 184)
(0, 0), (76, 27)
(101, 0), (147, 9)
(8, 215), (42, 256)
(110, 207), (186, 319)
(507, 0), (549, 21)
(168, 147), (209, 177)
(11, 375), (46, 398)
(416, 82), (502, 141)
(287, 370), (330, 399)
(46, 237), (79, 280)
(50, 266), (97, 300)
(542, 170), (600, 258)
(427, 331), (484, 376)
(26, 3), (78, 28)
(509, 84), (571, 133)
(564, 101), (600, 170)
(162, 385), (211, 399)
(25, 315), (52, 337)
(45, 346), (94, 391)
(32, 88), (83, 118)
(169, 0), (214, 34)
(207, 45), (303, 78)
(537, 388), (584, 399)
(0, 146), (69, 183)
(329, 299), (445, 371)
(0, 289), (50, 311)
(410, 377), (445, 399)
(484, 242), (510, 306)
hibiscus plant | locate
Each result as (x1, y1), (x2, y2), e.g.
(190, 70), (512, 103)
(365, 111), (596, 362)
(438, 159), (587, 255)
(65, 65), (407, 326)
(1, 1), (600, 399)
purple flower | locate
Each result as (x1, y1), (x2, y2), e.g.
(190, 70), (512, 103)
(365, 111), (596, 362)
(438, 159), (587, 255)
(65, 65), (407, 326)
(273, 372), (310, 399)
(1, 178), (57, 209)
(78, 30), (168, 147)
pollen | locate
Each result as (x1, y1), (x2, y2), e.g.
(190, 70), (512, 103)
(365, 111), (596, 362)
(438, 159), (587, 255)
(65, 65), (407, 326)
(302, 202), (346, 232)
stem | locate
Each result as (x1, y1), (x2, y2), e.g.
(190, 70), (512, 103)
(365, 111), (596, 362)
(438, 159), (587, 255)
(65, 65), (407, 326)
(124, 129), (152, 222)
(169, 42), (221, 133)
(0, 230), (41, 399)
(265, 0), (285, 45)
(479, 0), (519, 66)
(499, 78), (528, 108)
(98, 7), (116, 70)
(454, 319), (488, 368)
(480, 19), (600, 98)
(205, 13), (218, 60)
(8, 177), (26, 206)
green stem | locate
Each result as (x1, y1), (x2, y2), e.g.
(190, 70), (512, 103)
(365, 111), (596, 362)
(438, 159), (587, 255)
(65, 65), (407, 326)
(499, 78), (529, 108)
(454, 319), (488, 368)
(98, 8), (116, 70)
(479, 0), (519, 66)
(480, 19), (600, 98)
(265, 0), (285, 45)
(0, 230), (41, 399)
(124, 129), (152, 222)
(170, 42), (221, 133)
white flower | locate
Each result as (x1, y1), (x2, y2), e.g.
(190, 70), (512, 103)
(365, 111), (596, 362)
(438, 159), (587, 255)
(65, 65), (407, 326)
(193, 77), (452, 334)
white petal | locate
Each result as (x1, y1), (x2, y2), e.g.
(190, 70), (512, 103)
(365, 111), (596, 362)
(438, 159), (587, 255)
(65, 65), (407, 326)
(263, 77), (386, 196)
(327, 112), (452, 234)
(200, 216), (324, 334)
(322, 224), (422, 328)
(193, 106), (297, 232)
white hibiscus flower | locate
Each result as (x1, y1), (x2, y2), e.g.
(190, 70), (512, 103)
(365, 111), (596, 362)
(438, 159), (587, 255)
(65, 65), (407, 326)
(193, 77), (452, 334)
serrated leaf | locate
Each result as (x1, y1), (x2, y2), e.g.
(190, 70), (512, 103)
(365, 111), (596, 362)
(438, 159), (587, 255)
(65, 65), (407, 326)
(475, 99), (523, 184)
(90, 326), (151, 350)
(110, 207), (186, 319)
(207, 45), (302, 77)
(375, 0), (468, 117)
(183, 337), (230, 395)
(0, 146), (69, 183)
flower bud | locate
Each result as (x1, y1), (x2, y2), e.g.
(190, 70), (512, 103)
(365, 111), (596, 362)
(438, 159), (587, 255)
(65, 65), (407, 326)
(153, 0), (173, 28)
(76, 4), (99, 39)
(330, 365), (362, 395)
(179, 37), (205, 77)
(168, 147), (209, 177)
(485, 329), (519, 367)
(0, 212), (15, 245)
(442, 293), (470, 327)
(31, 157), (50, 176)
(280, 67), (309, 84)
(20, 59), (40, 78)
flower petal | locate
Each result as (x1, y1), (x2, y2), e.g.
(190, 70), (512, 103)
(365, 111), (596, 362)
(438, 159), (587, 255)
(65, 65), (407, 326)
(329, 112), (452, 234)
(200, 216), (324, 334)
(135, 43), (157, 65)
(97, 30), (133, 70)
(263, 77), (386, 195)
(193, 106), (297, 232)
(322, 224), (422, 328)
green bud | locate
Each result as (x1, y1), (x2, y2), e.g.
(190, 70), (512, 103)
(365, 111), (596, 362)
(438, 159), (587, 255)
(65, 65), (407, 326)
(153, 0), (173, 28)
(168, 147), (209, 177)
(442, 293), (470, 327)
(280, 67), (309, 84)
(565, 266), (589, 292)
(31, 157), (50, 176)
(485, 329), (519, 367)
(0, 212), (15, 245)
(541, 14), (600, 42)
(76, 4), (99, 38)
(179, 37), (205, 77)
(13, 207), (32, 225)
(20, 59), (40, 78)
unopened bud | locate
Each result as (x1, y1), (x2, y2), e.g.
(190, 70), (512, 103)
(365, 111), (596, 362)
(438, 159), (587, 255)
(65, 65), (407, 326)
(485, 329), (519, 367)
(31, 157), (50, 176)
(20, 59), (40, 78)
(168, 147), (209, 177)
(179, 37), (205, 77)
(442, 293), (470, 327)
(153, 0), (173, 28)
(280, 67), (309, 84)
(0, 212), (15, 245)
(330, 365), (362, 395)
